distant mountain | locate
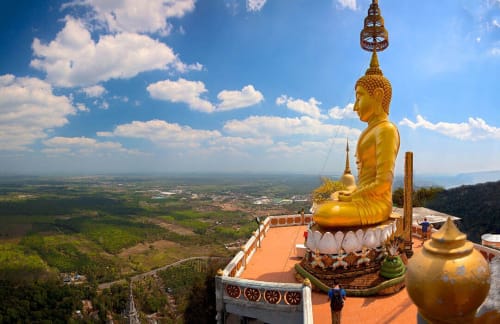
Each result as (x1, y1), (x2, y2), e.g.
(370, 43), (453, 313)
(425, 180), (500, 243)
(393, 170), (500, 189)
(451, 170), (500, 187)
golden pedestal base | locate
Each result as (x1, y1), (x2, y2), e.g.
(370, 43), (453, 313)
(297, 216), (406, 296)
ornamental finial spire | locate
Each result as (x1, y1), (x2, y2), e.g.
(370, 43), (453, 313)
(344, 139), (351, 175)
(360, 0), (389, 52)
(365, 51), (383, 76)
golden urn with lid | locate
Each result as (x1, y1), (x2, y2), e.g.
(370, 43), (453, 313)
(406, 218), (490, 323)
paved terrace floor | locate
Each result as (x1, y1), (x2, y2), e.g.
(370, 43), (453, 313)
(240, 225), (423, 324)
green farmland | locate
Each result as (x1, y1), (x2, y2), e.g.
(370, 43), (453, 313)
(0, 174), (314, 322)
(0, 175), (313, 284)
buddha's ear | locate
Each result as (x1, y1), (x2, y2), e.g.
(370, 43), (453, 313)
(373, 88), (384, 102)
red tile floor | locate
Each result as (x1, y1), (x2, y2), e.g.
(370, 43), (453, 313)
(240, 225), (422, 324)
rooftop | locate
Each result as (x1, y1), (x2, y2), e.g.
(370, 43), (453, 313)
(239, 225), (422, 324)
(393, 207), (460, 225)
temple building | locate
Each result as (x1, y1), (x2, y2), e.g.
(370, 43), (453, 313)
(214, 211), (499, 323)
(124, 284), (141, 324)
(214, 1), (499, 323)
(482, 234), (500, 250)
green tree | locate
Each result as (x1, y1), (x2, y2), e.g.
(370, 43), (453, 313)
(426, 181), (500, 243)
(392, 186), (444, 208)
(413, 186), (444, 207)
(183, 268), (217, 324)
(0, 279), (94, 323)
(392, 187), (404, 207)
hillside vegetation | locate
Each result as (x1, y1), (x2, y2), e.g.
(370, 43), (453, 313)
(0, 175), (311, 322)
(425, 180), (500, 243)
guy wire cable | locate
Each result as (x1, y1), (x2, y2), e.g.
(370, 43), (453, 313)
(319, 96), (352, 176)
(318, 65), (363, 177)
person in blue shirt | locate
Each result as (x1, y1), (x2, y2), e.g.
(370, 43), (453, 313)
(328, 283), (347, 324)
(418, 217), (431, 244)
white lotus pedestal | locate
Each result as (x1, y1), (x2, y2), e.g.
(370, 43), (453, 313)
(294, 214), (407, 296)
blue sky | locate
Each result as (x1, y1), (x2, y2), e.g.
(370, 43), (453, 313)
(0, 0), (499, 176)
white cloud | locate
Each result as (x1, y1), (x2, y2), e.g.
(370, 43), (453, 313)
(247, 0), (267, 12)
(148, 80), (263, 113)
(267, 140), (333, 155)
(438, 1), (500, 69)
(76, 103), (90, 112)
(76, 0), (195, 35)
(225, 0), (240, 16)
(42, 136), (139, 155)
(98, 119), (275, 157)
(224, 115), (360, 138)
(209, 135), (272, 148)
(275, 95), (325, 119)
(82, 85), (106, 97)
(217, 85), (264, 111)
(328, 103), (357, 119)
(337, 0), (357, 11)
(147, 78), (214, 112)
(110, 95), (129, 103)
(174, 61), (204, 73)
(489, 47), (500, 56)
(96, 116), (361, 162)
(0, 74), (77, 151)
(399, 115), (500, 140)
(31, 16), (200, 87)
(98, 119), (221, 148)
(100, 101), (109, 109)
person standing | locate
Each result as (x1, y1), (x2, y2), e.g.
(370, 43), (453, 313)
(328, 283), (346, 324)
(418, 217), (431, 243)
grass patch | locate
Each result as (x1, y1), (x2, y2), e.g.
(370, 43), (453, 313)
(124, 243), (227, 272)
(0, 196), (141, 217)
(177, 219), (210, 233)
(0, 243), (51, 282)
(157, 215), (175, 222)
(19, 234), (119, 283)
(170, 210), (204, 221)
(58, 216), (167, 254)
(209, 222), (255, 241)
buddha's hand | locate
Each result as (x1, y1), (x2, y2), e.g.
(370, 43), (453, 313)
(331, 190), (350, 201)
(338, 191), (352, 202)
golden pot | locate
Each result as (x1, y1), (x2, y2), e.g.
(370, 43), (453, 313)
(406, 218), (490, 323)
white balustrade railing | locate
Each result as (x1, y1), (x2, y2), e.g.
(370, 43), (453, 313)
(218, 215), (313, 323)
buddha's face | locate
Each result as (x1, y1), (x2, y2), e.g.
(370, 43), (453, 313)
(354, 85), (377, 122)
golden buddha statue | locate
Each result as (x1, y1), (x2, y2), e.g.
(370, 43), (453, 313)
(313, 51), (400, 228)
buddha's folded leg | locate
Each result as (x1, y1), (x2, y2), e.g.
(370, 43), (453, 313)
(357, 198), (392, 225)
(313, 201), (363, 227)
(313, 197), (393, 228)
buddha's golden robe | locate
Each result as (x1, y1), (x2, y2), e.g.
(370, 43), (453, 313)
(313, 119), (400, 228)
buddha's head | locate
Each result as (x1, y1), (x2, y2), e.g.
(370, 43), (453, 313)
(355, 52), (392, 115)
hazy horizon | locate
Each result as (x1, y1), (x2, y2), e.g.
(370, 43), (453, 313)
(1, 169), (499, 190)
